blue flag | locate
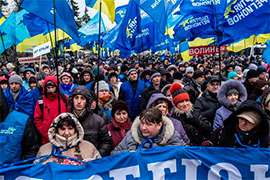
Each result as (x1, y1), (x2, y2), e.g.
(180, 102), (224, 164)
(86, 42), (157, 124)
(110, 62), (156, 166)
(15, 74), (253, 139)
(134, 0), (182, 34)
(220, 0), (270, 45)
(115, 5), (127, 24)
(20, 0), (81, 43)
(0, 12), (15, 54)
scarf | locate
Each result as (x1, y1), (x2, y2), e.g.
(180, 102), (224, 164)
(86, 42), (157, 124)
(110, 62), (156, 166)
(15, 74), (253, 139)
(98, 93), (112, 105)
(10, 89), (20, 101)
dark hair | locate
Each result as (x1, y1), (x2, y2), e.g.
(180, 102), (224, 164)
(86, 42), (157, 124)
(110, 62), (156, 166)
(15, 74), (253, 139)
(140, 108), (162, 125)
(56, 117), (77, 133)
(151, 99), (168, 108)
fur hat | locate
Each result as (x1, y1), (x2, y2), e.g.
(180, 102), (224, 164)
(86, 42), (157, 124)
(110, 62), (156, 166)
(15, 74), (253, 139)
(111, 100), (130, 118)
(236, 110), (261, 125)
(169, 83), (190, 105)
(9, 75), (23, 86)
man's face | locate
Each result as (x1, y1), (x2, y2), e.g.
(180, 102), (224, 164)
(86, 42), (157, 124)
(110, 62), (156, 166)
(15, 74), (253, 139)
(10, 83), (21, 93)
(98, 90), (109, 97)
(73, 94), (87, 111)
(196, 76), (205, 84)
(152, 75), (161, 86)
(26, 71), (34, 80)
(109, 76), (117, 84)
(186, 72), (193, 78)
(128, 71), (138, 81)
(259, 72), (267, 81)
(248, 77), (258, 85)
(83, 73), (91, 82)
(43, 68), (51, 75)
(207, 81), (221, 94)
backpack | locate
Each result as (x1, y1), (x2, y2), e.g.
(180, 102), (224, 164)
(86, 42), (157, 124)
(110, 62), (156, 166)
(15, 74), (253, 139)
(38, 93), (68, 118)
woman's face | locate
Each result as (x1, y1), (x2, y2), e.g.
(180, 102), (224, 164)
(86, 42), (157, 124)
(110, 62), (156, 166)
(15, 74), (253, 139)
(238, 117), (256, 132)
(140, 119), (162, 138)
(176, 100), (190, 112)
(227, 93), (239, 105)
(114, 109), (128, 123)
(61, 76), (71, 85)
(155, 102), (168, 116)
(58, 125), (75, 139)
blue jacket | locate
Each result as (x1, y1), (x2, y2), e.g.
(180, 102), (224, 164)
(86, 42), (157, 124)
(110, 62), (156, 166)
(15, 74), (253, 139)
(60, 83), (78, 96)
(0, 111), (28, 166)
(121, 79), (145, 117)
(30, 87), (42, 107)
(4, 86), (34, 119)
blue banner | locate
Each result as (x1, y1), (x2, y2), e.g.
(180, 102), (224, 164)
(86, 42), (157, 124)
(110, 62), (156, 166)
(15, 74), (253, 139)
(115, 5), (127, 24)
(1, 146), (269, 180)
(0, 12), (15, 54)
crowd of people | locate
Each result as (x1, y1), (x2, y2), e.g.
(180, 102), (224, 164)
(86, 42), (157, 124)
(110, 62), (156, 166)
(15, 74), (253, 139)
(0, 53), (269, 166)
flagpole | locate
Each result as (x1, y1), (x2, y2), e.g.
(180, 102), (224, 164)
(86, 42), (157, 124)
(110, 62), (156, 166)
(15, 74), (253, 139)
(53, 0), (61, 115)
(96, 1), (102, 102)
(213, 0), (222, 78)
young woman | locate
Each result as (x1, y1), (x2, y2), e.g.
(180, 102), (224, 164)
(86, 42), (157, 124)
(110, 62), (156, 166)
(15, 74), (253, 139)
(213, 80), (247, 131)
(35, 113), (100, 165)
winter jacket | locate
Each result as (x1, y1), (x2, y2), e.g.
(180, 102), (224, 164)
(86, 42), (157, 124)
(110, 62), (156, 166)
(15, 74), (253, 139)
(261, 87), (270, 140)
(36, 113), (100, 165)
(146, 93), (190, 145)
(212, 100), (269, 148)
(194, 89), (221, 126)
(119, 79), (145, 118)
(0, 110), (39, 166)
(59, 72), (78, 96)
(34, 76), (69, 144)
(107, 117), (132, 149)
(213, 80), (247, 131)
(111, 116), (186, 155)
(69, 86), (112, 157)
(4, 86), (34, 118)
(30, 87), (42, 107)
(0, 88), (9, 122)
(141, 84), (162, 111)
(184, 79), (203, 104)
(243, 79), (255, 97)
(172, 103), (212, 146)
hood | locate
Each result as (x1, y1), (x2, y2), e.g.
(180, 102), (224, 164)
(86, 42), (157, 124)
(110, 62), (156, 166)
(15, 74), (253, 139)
(43, 76), (60, 95)
(80, 68), (93, 79)
(217, 80), (247, 108)
(161, 84), (172, 95)
(131, 116), (175, 145)
(48, 112), (84, 148)
(69, 86), (92, 113)
(261, 87), (270, 113)
(59, 72), (74, 84)
(146, 93), (174, 116)
(224, 100), (269, 137)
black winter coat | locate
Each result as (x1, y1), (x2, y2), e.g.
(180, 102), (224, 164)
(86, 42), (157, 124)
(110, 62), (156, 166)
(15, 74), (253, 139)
(184, 79), (202, 104)
(75, 111), (112, 157)
(194, 90), (221, 126)
(212, 100), (269, 148)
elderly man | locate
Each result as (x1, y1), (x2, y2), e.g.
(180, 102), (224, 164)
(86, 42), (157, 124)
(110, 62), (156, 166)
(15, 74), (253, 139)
(119, 69), (146, 121)
(4, 75), (34, 118)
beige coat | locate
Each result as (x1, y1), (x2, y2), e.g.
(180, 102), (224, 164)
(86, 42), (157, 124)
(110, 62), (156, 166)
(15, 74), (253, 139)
(35, 113), (101, 164)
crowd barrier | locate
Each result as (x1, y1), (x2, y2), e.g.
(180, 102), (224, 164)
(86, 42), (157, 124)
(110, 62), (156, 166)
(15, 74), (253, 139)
(0, 146), (269, 180)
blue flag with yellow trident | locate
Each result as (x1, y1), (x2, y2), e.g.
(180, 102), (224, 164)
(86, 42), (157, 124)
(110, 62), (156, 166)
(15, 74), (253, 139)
(134, 0), (182, 34)
(20, 0), (81, 43)
(220, 0), (270, 45)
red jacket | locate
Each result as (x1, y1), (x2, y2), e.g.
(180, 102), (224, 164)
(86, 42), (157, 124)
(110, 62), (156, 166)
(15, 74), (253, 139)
(107, 118), (132, 149)
(34, 76), (69, 144)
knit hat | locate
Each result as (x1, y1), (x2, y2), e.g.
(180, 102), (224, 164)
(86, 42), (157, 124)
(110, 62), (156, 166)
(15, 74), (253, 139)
(257, 66), (267, 75)
(150, 71), (161, 81)
(173, 71), (183, 80)
(236, 110), (261, 125)
(246, 70), (258, 79)
(234, 66), (242, 72)
(127, 68), (137, 76)
(248, 63), (257, 70)
(228, 71), (239, 80)
(193, 70), (204, 79)
(9, 75), (23, 86)
(95, 80), (109, 92)
(185, 67), (194, 74)
(169, 83), (190, 105)
(226, 88), (239, 96)
(37, 72), (48, 81)
(0, 77), (8, 84)
(108, 72), (118, 81)
(111, 100), (130, 118)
